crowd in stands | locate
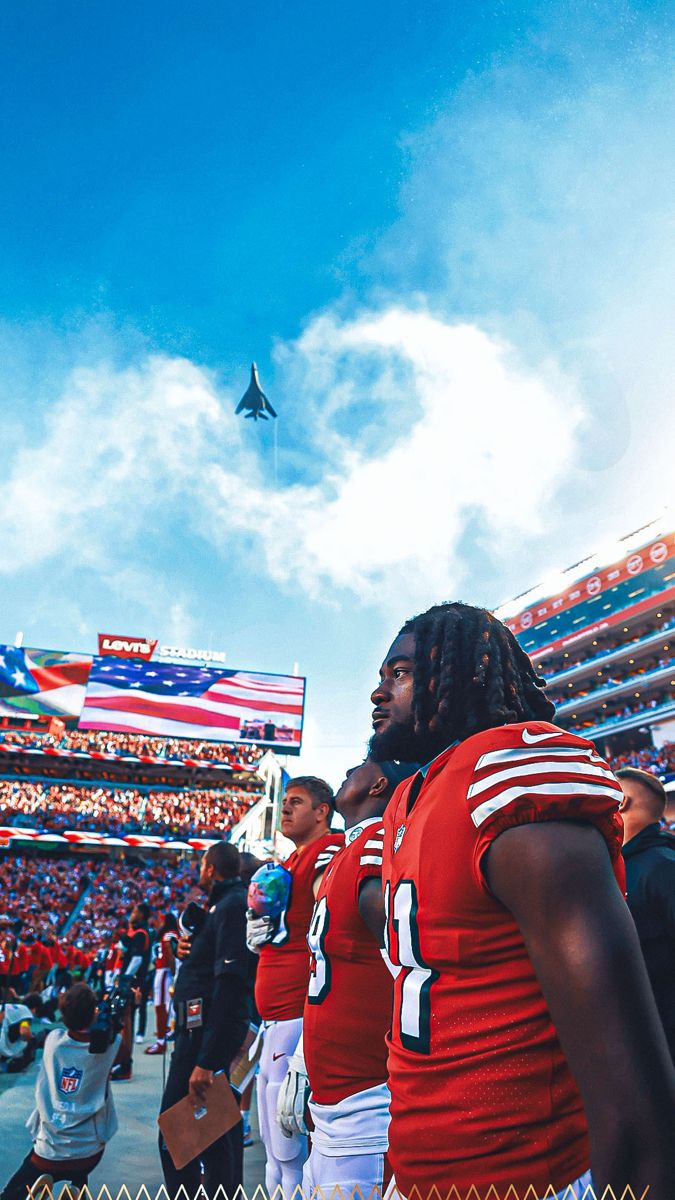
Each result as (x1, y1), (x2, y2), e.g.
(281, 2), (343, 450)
(69, 857), (200, 954)
(0, 727), (265, 769)
(609, 741), (675, 778)
(0, 853), (202, 989)
(550, 652), (675, 709)
(0, 855), (95, 986)
(568, 687), (675, 733)
(0, 779), (261, 838)
(540, 613), (675, 678)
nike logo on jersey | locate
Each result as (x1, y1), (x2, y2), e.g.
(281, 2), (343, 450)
(521, 728), (565, 744)
(272, 1052), (285, 1061)
(394, 824), (406, 853)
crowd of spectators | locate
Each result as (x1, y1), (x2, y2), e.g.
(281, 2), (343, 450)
(568, 687), (675, 734)
(551, 653), (675, 710)
(540, 613), (675, 679)
(609, 741), (675, 778)
(0, 855), (95, 986)
(0, 727), (265, 769)
(0, 779), (261, 839)
(0, 852), (203, 988)
(69, 857), (200, 953)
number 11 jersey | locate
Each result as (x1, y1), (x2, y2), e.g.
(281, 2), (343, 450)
(382, 721), (625, 1199)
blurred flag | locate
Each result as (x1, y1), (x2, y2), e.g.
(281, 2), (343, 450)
(0, 646), (92, 718)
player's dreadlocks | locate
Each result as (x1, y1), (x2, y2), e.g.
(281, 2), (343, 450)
(400, 601), (555, 749)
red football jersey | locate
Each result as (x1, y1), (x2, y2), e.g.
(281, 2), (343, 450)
(382, 721), (625, 1198)
(11, 944), (29, 974)
(155, 930), (177, 970)
(255, 830), (345, 1021)
(303, 819), (393, 1105)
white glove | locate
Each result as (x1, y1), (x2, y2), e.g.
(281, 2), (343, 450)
(276, 1035), (310, 1137)
(246, 911), (274, 953)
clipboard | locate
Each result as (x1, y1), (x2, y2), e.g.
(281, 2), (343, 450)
(229, 1023), (263, 1094)
(158, 1072), (242, 1169)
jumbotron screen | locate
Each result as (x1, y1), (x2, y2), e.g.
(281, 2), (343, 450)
(0, 644), (305, 753)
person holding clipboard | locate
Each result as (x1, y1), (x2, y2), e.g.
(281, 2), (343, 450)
(158, 842), (248, 1200)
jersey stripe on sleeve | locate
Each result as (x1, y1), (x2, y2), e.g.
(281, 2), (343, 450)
(467, 741), (623, 828)
(314, 843), (344, 873)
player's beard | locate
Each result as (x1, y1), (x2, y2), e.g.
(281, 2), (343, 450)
(369, 716), (428, 764)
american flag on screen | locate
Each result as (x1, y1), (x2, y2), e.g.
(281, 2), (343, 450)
(79, 658), (305, 749)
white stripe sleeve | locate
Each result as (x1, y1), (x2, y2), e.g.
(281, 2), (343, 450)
(466, 734), (623, 833)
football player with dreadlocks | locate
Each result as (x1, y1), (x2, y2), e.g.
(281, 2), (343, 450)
(370, 601), (675, 1200)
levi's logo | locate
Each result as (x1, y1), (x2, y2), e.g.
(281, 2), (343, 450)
(98, 634), (158, 661)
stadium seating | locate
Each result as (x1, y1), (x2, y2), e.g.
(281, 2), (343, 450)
(0, 779), (258, 838)
(0, 728), (264, 769)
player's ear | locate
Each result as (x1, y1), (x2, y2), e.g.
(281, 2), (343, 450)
(370, 774), (388, 797)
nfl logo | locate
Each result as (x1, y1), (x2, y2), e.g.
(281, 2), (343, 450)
(58, 1067), (83, 1095)
(394, 824), (406, 853)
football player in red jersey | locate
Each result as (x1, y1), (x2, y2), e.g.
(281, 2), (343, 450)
(370, 601), (675, 1200)
(277, 758), (417, 1199)
(247, 776), (344, 1196)
(145, 913), (178, 1056)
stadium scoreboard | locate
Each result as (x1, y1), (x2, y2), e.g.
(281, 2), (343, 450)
(0, 638), (306, 754)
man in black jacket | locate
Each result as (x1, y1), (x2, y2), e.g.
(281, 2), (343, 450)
(110, 901), (153, 1081)
(618, 767), (675, 1061)
(158, 841), (248, 1199)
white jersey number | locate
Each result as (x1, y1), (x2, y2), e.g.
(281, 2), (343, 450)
(385, 879), (438, 1055)
(306, 895), (331, 1004)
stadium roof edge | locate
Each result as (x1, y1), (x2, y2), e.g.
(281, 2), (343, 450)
(495, 509), (674, 624)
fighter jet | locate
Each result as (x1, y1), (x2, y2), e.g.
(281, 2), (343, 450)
(235, 363), (277, 422)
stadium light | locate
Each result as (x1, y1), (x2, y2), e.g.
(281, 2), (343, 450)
(15, 630), (23, 646)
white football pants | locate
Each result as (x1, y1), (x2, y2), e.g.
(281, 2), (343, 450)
(303, 1148), (389, 1200)
(256, 1017), (307, 1197)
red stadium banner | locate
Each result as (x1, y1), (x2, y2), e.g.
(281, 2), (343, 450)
(98, 634), (158, 660)
(507, 534), (675, 638)
(528, 583), (675, 663)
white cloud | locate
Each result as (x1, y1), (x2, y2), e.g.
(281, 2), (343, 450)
(0, 353), (252, 573)
(0, 311), (584, 616)
(3, 17), (675, 619)
(206, 307), (583, 606)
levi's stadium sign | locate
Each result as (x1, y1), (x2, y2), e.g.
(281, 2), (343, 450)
(98, 634), (158, 661)
(156, 644), (227, 665)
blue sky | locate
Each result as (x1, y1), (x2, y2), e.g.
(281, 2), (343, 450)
(0, 1), (673, 782)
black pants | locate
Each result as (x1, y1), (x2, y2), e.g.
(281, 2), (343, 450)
(1, 1149), (103, 1200)
(136, 972), (152, 1038)
(158, 1028), (243, 1200)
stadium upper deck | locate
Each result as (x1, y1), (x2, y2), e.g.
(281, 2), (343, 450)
(496, 516), (675, 755)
